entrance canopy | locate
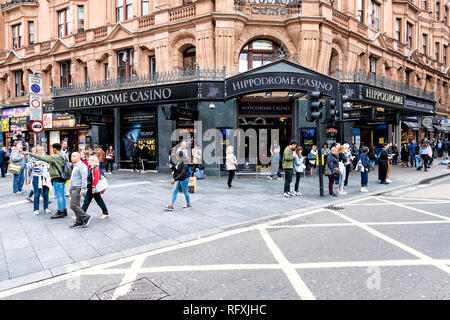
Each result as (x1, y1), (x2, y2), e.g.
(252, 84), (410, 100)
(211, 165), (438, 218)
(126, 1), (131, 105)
(402, 121), (423, 131)
(225, 59), (339, 99)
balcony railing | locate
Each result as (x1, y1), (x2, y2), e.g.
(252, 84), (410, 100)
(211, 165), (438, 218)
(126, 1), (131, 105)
(74, 32), (87, 44)
(336, 69), (435, 101)
(53, 67), (227, 97)
(138, 15), (155, 29)
(94, 26), (107, 40)
(332, 9), (350, 28)
(1, 0), (38, 11)
(40, 41), (51, 51)
(169, 3), (196, 22)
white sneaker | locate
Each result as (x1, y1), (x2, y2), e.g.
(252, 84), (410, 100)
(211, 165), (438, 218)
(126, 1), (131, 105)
(267, 176), (273, 180)
(386, 179), (392, 183)
(361, 188), (369, 193)
(284, 192), (292, 198)
(288, 191), (297, 197)
(34, 210), (39, 215)
(45, 209), (51, 214)
(295, 191), (303, 196)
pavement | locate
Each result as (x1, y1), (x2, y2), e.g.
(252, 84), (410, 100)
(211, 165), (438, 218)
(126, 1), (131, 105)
(0, 175), (448, 300)
(0, 160), (449, 293)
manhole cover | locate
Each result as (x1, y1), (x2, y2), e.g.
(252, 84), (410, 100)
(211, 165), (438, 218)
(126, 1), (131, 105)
(96, 278), (169, 300)
(325, 205), (345, 211)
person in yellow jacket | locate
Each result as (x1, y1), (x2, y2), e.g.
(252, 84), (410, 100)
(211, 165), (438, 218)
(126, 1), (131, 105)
(282, 140), (297, 198)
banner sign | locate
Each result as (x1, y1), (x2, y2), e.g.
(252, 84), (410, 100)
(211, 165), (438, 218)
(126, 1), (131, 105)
(10, 117), (28, 131)
(226, 72), (338, 99)
(239, 104), (292, 115)
(53, 82), (199, 112)
(404, 97), (435, 114)
(43, 113), (53, 128)
(1, 118), (9, 132)
(362, 85), (404, 107)
(1, 107), (29, 118)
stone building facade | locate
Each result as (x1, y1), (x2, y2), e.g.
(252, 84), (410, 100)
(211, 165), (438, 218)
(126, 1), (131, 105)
(0, 0), (448, 172)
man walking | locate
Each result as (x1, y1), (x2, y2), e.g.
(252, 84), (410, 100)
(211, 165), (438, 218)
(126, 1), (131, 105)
(131, 142), (141, 173)
(24, 143), (68, 219)
(282, 140), (297, 198)
(409, 139), (417, 168)
(69, 152), (91, 228)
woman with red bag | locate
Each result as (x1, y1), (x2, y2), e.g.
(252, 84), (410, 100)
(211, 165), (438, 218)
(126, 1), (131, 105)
(79, 155), (109, 220)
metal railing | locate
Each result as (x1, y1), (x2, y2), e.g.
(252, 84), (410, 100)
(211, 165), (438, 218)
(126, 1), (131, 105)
(53, 67), (227, 97)
(335, 69), (435, 101)
(1, 0), (38, 10)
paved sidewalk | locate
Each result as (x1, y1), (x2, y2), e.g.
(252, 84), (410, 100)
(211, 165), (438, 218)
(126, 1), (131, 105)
(0, 161), (449, 289)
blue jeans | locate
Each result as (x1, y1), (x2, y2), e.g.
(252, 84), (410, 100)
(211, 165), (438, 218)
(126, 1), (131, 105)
(369, 159), (376, 169)
(361, 171), (368, 187)
(33, 176), (49, 211)
(171, 178), (190, 205)
(410, 154), (415, 167)
(53, 181), (66, 211)
(339, 167), (346, 191)
(13, 168), (25, 193)
(415, 154), (423, 168)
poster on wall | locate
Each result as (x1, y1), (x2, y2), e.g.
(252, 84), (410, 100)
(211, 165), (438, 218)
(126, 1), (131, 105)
(1, 107), (29, 118)
(1, 118), (9, 132)
(78, 130), (89, 151)
(122, 124), (156, 160)
(49, 131), (60, 155)
(43, 113), (53, 128)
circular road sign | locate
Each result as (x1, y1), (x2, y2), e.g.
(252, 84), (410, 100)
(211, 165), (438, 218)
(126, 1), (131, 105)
(31, 84), (41, 93)
(31, 121), (44, 134)
(31, 99), (41, 108)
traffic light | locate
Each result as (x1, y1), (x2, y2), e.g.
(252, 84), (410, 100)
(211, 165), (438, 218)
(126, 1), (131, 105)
(336, 94), (350, 121)
(325, 99), (336, 123)
(306, 91), (323, 122)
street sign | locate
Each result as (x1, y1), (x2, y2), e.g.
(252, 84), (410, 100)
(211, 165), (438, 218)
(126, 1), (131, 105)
(29, 74), (43, 122)
(30, 121), (44, 134)
(28, 75), (42, 94)
(29, 93), (42, 121)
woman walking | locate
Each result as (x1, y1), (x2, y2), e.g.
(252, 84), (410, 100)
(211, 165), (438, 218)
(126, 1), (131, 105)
(27, 146), (51, 215)
(80, 155), (110, 219)
(10, 144), (25, 195)
(293, 146), (304, 196)
(105, 146), (115, 174)
(268, 148), (282, 180)
(400, 143), (410, 167)
(343, 143), (353, 187)
(326, 146), (339, 197)
(337, 145), (347, 194)
(368, 143), (376, 170)
(226, 145), (238, 189)
(166, 151), (191, 211)
(308, 145), (318, 176)
(378, 143), (389, 184)
(359, 147), (370, 192)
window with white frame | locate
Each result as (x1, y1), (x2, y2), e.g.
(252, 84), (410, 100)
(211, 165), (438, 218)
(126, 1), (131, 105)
(436, 2), (440, 20)
(369, 56), (377, 74)
(370, 1), (380, 31)
(149, 56), (156, 78)
(28, 22), (34, 45)
(15, 70), (24, 96)
(407, 22), (413, 47)
(78, 6), (85, 32)
(422, 34), (428, 55)
(12, 24), (22, 49)
(116, 0), (132, 22)
(117, 49), (135, 79)
(142, 0), (149, 15)
(395, 19), (401, 41)
(60, 61), (71, 87)
(58, 8), (70, 37)
(357, 0), (364, 23)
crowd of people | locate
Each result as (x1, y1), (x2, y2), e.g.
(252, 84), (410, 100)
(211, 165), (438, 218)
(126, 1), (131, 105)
(1, 135), (449, 222)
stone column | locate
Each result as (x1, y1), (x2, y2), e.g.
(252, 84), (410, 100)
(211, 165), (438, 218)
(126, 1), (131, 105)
(316, 32), (334, 74)
(215, 27), (234, 71)
(154, 40), (170, 72)
(195, 29), (215, 69)
(297, 30), (321, 70)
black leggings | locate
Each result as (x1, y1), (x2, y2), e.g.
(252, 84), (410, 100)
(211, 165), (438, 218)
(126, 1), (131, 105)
(294, 172), (301, 192)
(105, 159), (114, 172)
(227, 170), (235, 187)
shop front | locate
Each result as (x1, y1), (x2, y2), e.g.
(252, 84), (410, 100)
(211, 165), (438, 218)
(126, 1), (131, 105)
(1, 106), (31, 148)
(401, 116), (422, 144)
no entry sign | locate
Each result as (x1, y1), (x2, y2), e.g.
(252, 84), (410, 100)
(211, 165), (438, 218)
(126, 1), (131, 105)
(30, 121), (44, 133)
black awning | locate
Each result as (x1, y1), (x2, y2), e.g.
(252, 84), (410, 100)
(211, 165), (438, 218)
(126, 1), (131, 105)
(433, 125), (446, 132)
(402, 121), (423, 130)
(423, 124), (435, 132)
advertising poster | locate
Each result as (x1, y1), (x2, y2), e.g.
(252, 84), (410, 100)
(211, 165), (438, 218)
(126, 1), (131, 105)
(122, 124), (141, 160)
(1, 107), (29, 118)
(1, 118), (9, 132)
(122, 124), (156, 160)
(43, 113), (53, 128)
(9, 117), (28, 131)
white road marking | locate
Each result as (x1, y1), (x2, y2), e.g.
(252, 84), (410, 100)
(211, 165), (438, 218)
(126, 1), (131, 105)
(326, 209), (450, 275)
(343, 201), (450, 206)
(378, 196), (449, 202)
(110, 255), (146, 300)
(0, 200), (28, 209)
(258, 227), (315, 300)
(108, 181), (151, 189)
(265, 220), (450, 229)
(375, 197), (450, 221)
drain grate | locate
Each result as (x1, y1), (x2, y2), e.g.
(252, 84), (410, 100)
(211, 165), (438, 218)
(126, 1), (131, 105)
(325, 205), (345, 211)
(96, 278), (169, 300)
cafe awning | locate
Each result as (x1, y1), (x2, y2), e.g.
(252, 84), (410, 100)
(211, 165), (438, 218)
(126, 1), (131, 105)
(402, 121), (423, 131)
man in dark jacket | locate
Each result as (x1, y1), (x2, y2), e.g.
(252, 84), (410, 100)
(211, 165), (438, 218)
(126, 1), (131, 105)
(0, 146), (8, 178)
(326, 146), (339, 197)
(130, 142), (141, 173)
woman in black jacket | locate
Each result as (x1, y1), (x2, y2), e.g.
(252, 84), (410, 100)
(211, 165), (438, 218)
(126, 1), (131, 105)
(326, 146), (339, 197)
(166, 151), (191, 211)
(400, 143), (410, 167)
(378, 143), (389, 184)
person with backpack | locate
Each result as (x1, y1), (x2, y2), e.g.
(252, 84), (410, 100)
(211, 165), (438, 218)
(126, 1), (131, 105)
(24, 143), (71, 219)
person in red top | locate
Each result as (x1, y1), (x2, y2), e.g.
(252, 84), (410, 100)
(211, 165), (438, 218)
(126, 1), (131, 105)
(80, 151), (89, 167)
(80, 155), (109, 220)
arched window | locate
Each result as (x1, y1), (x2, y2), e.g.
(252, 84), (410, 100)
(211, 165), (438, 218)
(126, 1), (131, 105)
(239, 39), (279, 73)
(183, 46), (196, 71)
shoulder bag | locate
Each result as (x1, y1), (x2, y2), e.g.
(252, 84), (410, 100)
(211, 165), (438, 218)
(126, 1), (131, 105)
(95, 175), (109, 193)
